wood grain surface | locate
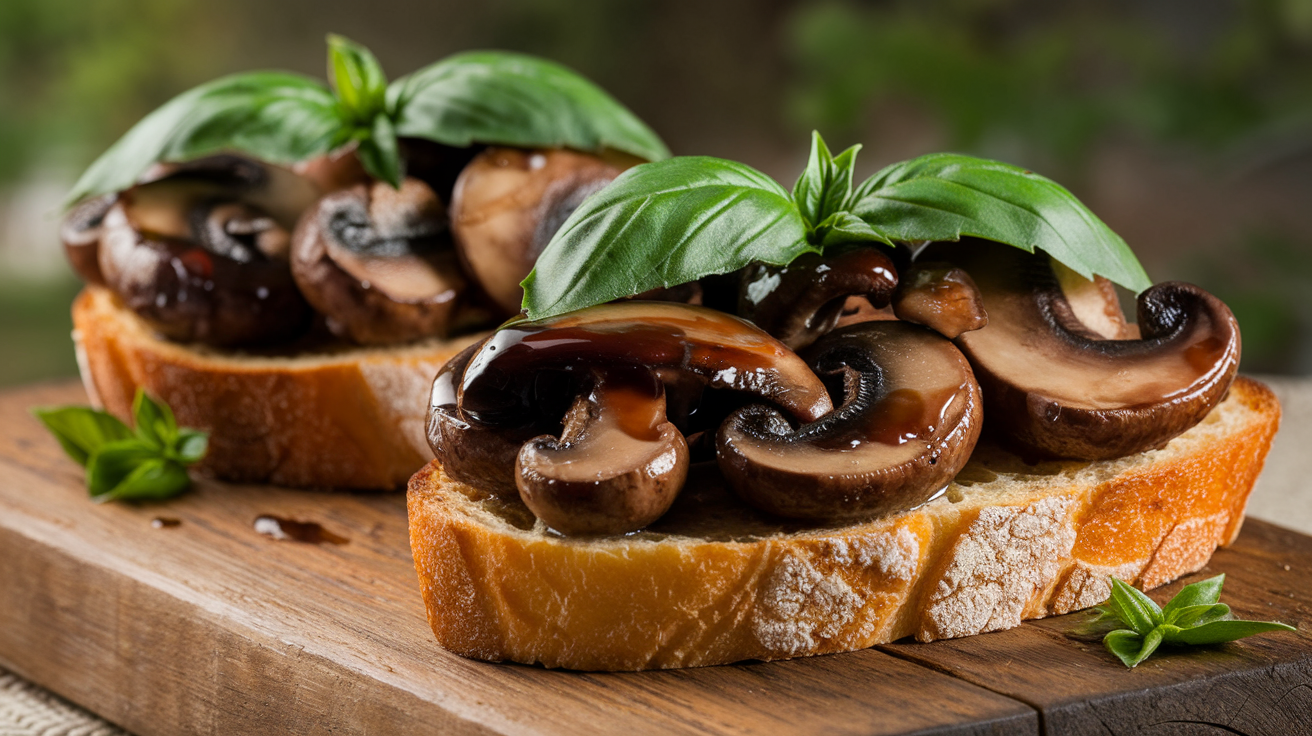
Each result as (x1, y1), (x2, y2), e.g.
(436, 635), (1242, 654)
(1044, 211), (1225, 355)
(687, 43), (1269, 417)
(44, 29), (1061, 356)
(0, 381), (1309, 736)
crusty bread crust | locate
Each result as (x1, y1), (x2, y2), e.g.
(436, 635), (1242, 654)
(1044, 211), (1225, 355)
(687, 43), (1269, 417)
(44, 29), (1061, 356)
(408, 377), (1280, 670)
(73, 286), (481, 490)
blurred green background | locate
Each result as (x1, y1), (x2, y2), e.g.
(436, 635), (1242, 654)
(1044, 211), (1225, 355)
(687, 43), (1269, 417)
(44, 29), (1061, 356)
(2, 0), (1311, 386)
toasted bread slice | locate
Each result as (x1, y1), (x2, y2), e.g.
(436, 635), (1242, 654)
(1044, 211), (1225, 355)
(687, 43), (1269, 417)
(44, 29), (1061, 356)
(73, 286), (481, 490)
(408, 377), (1280, 670)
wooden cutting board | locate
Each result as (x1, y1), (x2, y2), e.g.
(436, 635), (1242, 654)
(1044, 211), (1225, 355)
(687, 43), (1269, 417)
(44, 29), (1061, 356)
(1, 381), (1310, 736)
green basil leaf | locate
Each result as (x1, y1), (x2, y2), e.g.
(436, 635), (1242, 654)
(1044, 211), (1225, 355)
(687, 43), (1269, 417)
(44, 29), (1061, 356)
(1162, 574), (1226, 622)
(67, 71), (344, 205)
(356, 114), (403, 187)
(99, 458), (192, 503)
(1107, 577), (1163, 634)
(849, 153), (1152, 293)
(1168, 603), (1232, 629)
(521, 156), (814, 319)
(389, 51), (669, 163)
(174, 430), (210, 466)
(132, 389), (178, 450)
(1104, 627), (1164, 668)
(793, 131), (861, 228)
(32, 406), (133, 467)
(86, 438), (164, 500)
(814, 211), (893, 249)
(327, 34), (387, 123)
(1171, 619), (1297, 646)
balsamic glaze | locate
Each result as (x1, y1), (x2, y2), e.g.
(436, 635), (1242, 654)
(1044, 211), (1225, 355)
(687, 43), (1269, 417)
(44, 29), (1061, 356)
(253, 515), (348, 545)
(150, 517), (181, 529)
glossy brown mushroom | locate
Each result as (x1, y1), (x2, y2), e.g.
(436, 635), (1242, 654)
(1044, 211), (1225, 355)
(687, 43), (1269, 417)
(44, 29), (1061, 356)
(61, 194), (115, 285)
(942, 242), (1240, 460)
(428, 302), (834, 527)
(292, 177), (490, 344)
(891, 262), (988, 339)
(449, 147), (627, 315)
(717, 320), (982, 522)
(517, 368), (689, 535)
(737, 246), (898, 349)
(95, 159), (318, 346)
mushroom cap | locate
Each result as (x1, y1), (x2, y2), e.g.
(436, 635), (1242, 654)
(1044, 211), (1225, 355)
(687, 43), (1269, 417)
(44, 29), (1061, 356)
(738, 246), (898, 350)
(945, 242), (1240, 460)
(95, 160), (317, 346)
(891, 262), (987, 339)
(458, 301), (834, 427)
(292, 178), (490, 345)
(450, 147), (626, 315)
(61, 194), (115, 285)
(717, 320), (982, 522)
(516, 369), (689, 535)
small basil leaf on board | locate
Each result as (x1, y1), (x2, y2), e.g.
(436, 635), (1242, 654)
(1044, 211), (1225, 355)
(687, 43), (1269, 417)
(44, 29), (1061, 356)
(356, 113), (403, 187)
(1162, 574), (1225, 621)
(849, 153), (1152, 293)
(793, 131), (861, 228)
(1167, 603), (1232, 629)
(31, 407), (133, 467)
(1108, 578), (1163, 635)
(388, 51), (669, 163)
(327, 34), (387, 123)
(1170, 619), (1297, 646)
(67, 72), (344, 205)
(132, 389), (178, 450)
(99, 458), (193, 503)
(1104, 627), (1165, 668)
(521, 156), (815, 320)
(86, 439), (164, 500)
(174, 430), (210, 466)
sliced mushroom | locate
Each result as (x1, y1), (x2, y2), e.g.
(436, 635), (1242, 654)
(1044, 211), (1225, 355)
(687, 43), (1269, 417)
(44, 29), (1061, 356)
(517, 368), (689, 535)
(61, 194), (115, 285)
(717, 320), (982, 522)
(891, 262), (988, 339)
(95, 158), (318, 346)
(429, 302), (834, 525)
(737, 246), (898, 349)
(292, 178), (491, 344)
(450, 147), (627, 315)
(941, 242), (1240, 460)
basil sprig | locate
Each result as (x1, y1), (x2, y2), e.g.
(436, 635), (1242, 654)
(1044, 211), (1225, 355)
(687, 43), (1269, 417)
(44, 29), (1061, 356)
(67, 37), (667, 205)
(33, 390), (208, 503)
(1096, 575), (1295, 668)
(521, 131), (1151, 320)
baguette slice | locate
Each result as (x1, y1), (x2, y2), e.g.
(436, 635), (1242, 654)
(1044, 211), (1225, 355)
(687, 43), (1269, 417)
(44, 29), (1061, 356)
(408, 376), (1280, 670)
(73, 286), (481, 490)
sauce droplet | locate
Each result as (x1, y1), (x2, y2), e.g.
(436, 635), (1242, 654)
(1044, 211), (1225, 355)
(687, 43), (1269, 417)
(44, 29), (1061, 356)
(253, 516), (348, 545)
(151, 517), (181, 529)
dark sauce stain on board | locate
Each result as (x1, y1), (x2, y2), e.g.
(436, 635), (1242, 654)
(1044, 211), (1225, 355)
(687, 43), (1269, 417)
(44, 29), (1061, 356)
(151, 517), (181, 529)
(254, 515), (349, 545)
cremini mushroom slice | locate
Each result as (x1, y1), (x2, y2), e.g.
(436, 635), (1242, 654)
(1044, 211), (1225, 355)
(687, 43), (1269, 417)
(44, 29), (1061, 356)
(891, 262), (988, 339)
(292, 177), (488, 345)
(61, 194), (115, 285)
(737, 246), (898, 350)
(450, 147), (627, 315)
(717, 320), (982, 522)
(428, 302), (834, 525)
(96, 157), (318, 346)
(517, 368), (690, 535)
(941, 241), (1240, 460)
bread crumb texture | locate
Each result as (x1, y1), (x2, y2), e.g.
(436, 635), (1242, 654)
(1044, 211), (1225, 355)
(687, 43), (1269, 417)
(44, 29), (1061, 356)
(408, 376), (1280, 670)
(73, 286), (480, 489)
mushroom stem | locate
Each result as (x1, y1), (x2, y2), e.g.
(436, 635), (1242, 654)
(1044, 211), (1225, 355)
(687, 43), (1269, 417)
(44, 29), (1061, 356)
(717, 321), (982, 522)
(517, 369), (689, 535)
(891, 262), (987, 339)
(737, 246), (898, 350)
(945, 242), (1240, 460)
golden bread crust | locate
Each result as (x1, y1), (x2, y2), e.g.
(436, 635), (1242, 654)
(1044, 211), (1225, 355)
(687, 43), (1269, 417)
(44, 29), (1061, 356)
(408, 377), (1280, 670)
(73, 286), (480, 490)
